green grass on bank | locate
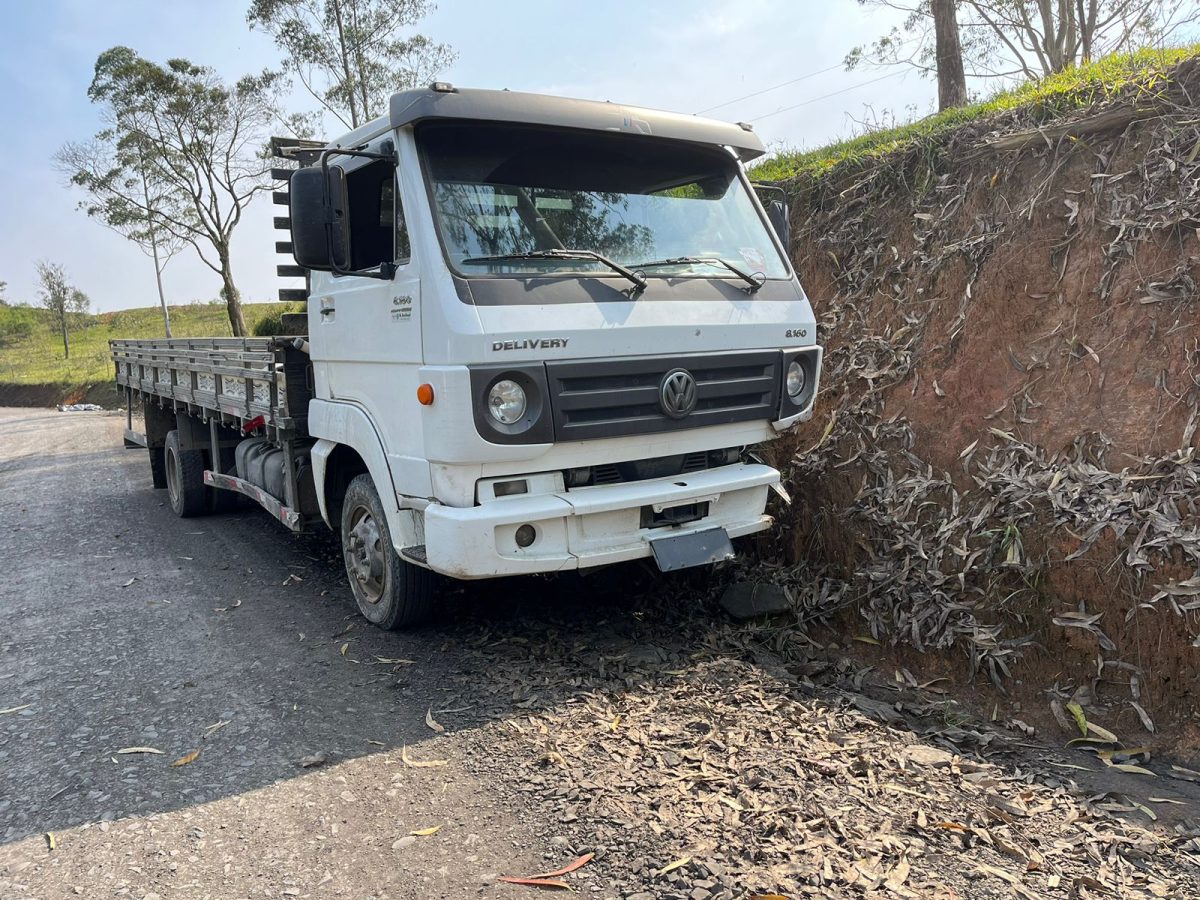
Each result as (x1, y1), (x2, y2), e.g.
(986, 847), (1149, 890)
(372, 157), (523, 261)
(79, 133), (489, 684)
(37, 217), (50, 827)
(752, 44), (1200, 183)
(0, 301), (295, 386)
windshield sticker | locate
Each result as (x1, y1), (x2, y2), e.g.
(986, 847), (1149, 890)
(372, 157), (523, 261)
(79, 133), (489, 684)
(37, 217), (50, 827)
(739, 247), (767, 272)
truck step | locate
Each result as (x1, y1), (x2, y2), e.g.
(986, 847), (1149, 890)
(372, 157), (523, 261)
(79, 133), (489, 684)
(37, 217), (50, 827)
(400, 545), (428, 565)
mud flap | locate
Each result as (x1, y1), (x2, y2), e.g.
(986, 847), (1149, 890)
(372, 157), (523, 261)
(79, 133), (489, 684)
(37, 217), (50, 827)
(649, 527), (736, 572)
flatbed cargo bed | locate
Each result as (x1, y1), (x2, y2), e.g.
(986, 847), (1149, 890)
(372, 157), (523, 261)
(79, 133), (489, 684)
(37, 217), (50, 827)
(112, 337), (312, 439)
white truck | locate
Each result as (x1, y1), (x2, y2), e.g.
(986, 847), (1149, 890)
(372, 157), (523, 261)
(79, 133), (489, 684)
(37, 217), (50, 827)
(112, 84), (822, 629)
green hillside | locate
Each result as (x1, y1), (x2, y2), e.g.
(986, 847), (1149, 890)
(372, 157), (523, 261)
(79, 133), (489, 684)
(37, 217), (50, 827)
(0, 301), (297, 387)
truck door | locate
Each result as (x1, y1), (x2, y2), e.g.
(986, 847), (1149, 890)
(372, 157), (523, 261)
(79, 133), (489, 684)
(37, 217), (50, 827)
(308, 136), (424, 468)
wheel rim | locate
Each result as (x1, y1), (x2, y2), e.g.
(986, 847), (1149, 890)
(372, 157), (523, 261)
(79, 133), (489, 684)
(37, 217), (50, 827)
(165, 447), (180, 508)
(345, 505), (385, 603)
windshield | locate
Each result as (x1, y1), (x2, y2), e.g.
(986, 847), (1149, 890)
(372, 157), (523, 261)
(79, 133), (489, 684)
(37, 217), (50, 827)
(417, 121), (789, 282)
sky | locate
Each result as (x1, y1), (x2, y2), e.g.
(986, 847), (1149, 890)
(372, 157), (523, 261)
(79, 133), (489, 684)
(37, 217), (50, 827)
(0, 0), (938, 313)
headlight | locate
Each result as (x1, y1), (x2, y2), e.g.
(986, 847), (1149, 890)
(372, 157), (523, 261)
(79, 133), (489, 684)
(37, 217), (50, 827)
(786, 360), (806, 399)
(487, 379), (527, 424)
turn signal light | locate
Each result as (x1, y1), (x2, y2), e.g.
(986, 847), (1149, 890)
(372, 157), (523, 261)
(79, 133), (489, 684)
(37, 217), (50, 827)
(417, 383), (435, 405)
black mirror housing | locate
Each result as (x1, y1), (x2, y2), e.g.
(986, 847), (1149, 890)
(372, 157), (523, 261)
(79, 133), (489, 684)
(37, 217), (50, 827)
(289, 166), (349, 271)
(765, 198), (790, 249)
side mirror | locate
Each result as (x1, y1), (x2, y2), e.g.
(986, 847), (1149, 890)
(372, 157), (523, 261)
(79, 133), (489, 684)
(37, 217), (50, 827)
(752, 183), (791, 250)
(289, 166), (349, 271)
(765, 198), (790, 249)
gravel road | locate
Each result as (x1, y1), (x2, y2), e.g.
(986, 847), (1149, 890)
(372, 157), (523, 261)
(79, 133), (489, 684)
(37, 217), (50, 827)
(3, 407), (1200, 900)
(0, 408), (558, 898)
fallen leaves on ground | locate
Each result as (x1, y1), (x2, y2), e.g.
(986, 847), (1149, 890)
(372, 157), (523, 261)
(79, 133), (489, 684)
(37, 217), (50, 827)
(401, 745), (447, 768)
(425, 708), (445, 733)
(116, 747), (164, 755)
(409, 825), (441, 836)
(499, 853), (593, 890)
(170, 749), (200, 768)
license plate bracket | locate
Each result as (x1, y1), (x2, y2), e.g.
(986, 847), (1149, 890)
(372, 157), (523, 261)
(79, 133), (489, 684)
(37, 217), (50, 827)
(649, 527), (735, 572)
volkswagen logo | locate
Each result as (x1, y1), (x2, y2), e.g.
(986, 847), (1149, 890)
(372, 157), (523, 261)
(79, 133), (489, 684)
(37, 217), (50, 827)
(659, 368), (697, 419)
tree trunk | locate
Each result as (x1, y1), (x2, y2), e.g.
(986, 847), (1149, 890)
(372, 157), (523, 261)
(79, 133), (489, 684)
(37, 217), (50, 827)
(140, 163), (172, 338)
(60, 312), (70, 360)
(218, 249), (248, 337)
(933, 0), (968, 111)
(152, 248), (172, 339)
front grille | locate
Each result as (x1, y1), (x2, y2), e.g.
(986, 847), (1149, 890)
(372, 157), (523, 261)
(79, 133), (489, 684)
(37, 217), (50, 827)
(547, 351), (781, 440)
(566, 448), (742, 488)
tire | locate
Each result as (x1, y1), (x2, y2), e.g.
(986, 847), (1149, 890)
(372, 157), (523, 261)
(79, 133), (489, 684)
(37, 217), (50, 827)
(149, 447), (167, 489)
(340, 474), (436, 629)
(164, 429), (209, 518)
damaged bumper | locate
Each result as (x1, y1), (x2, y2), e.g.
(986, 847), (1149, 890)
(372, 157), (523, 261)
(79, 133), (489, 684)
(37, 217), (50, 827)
(420, 463), (779, 579)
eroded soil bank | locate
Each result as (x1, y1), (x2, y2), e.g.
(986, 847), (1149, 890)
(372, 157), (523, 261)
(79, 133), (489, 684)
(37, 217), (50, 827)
(773, 58), (1200, 743)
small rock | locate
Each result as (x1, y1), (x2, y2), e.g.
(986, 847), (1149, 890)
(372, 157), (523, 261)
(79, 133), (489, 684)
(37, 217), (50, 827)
(719, 583), (789, 620)
(905, 745), (955, 768)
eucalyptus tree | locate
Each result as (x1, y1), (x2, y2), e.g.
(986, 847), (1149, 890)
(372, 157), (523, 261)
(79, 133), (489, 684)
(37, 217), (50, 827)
(847, 0), (1200, 105)
(248, 0), (454, 130)
(36, 262), (90, 360)
(61, 47), (282, 337)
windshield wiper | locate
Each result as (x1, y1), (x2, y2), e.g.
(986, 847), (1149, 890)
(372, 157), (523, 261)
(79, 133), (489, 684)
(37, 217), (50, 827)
(631, 256), (766, 293)
(460, 249), (647, 292)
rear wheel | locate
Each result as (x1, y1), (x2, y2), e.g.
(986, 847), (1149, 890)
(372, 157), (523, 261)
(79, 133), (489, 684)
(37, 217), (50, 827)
(340, 474), (436, 629)
(164, 429), (208, 518)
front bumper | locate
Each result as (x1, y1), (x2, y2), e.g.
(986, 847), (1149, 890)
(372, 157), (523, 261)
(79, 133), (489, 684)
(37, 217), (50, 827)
(420, 463), (779, 578)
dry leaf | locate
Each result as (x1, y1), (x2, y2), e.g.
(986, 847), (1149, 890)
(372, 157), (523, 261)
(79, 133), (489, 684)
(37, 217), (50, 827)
(339, 642), (350, 656)
(532, 853), (594, 879)
(204, 720), (231, 738)
(171, 749), (201, 768)
(410, 825), (441, 836)
(0, 704), (31, 715)
(298, 752), (328, 768)
(45, 832), (55, 851)
(425, 708), (445, 733)
(1065, 701), (1088, 736)
(116, 747), (164, 755)
(214, 598), (242, 612)
(401, 745), (447, 768)
(1111, 763), (1156, 776)
(497, 876), (570, 890)
(658, 855), (691, 876)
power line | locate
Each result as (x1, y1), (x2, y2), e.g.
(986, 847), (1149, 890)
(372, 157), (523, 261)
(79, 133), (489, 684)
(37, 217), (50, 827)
(749, 69), (907, 122)
(694, 62), (846, 115)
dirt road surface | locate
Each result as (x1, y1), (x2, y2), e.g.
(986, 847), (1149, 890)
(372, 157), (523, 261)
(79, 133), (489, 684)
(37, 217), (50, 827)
(2, 407), (1200, 899)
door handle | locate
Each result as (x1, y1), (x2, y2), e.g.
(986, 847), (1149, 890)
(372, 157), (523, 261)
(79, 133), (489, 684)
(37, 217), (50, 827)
(320, 306), (335, 316)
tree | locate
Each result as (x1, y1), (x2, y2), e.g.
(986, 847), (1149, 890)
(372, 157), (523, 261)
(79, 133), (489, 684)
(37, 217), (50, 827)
(62, 47), (282, 337)
(848, 1), (1200, 89)
(0, 281), (7, 306)
(248, 0), (454, 130)
(933, 0), (969, 109)
(56, 139), (183, 338)
(36, 262), (90, 360)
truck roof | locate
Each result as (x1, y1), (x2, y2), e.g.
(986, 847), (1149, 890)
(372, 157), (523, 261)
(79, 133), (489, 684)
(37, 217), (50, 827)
(329, 85), (766, 162)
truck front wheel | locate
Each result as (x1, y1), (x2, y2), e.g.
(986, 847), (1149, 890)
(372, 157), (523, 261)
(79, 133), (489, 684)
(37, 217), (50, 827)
(164, 429), (208, 518)
(340, 474), (436, 630)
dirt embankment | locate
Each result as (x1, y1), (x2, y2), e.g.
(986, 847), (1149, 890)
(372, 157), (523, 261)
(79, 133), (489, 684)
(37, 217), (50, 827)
(0, 381), (121, 409)
(775, 59), (1200, 738)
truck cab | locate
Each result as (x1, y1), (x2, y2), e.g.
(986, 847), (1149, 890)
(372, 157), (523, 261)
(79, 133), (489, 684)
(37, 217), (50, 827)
(285, 84), (821, 625)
